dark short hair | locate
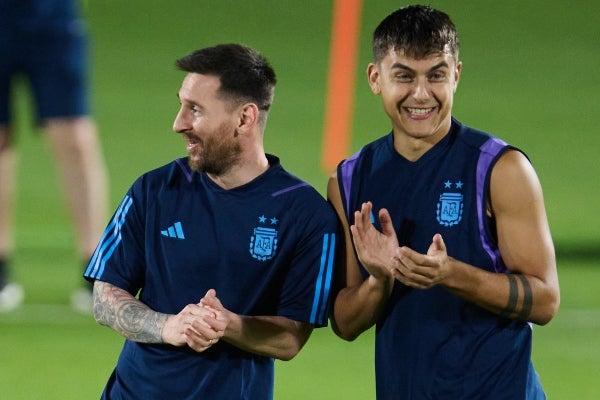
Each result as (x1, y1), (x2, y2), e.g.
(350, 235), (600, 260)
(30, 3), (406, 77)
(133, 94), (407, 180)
(176, 44), (276, 111)
(372, 5), (459, 63)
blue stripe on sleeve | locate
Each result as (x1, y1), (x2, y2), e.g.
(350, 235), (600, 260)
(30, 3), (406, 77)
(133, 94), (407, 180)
(310, 233), (336, 325)
(309, 234), (328, 323)
(317, 233), (336, 323)
(85, 195), (133, 279)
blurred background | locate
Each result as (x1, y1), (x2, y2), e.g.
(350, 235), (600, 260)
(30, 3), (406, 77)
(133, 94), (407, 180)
(1, 0), (598, 398)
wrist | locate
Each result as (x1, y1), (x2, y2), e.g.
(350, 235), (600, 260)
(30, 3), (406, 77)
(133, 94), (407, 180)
(366, 273), (394, 294)
(160, 314), (176, 345)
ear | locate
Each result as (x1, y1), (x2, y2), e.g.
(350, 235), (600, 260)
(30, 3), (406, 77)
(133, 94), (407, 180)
(453, 61), (462, 93)
(367, 63), (381, 95)
(237, 103), (260, 132)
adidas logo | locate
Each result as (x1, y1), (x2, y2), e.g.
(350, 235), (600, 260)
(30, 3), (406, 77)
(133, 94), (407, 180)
(161, 221), (186, 239)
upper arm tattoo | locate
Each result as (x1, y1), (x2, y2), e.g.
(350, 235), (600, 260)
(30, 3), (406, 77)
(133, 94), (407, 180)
(499, 274), (533, 321)
(93, 281), (169, 343)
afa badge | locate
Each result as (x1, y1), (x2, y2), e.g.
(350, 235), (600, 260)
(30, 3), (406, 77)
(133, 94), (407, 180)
(436, 180), (464, 227)
(249, 215), (279, 261)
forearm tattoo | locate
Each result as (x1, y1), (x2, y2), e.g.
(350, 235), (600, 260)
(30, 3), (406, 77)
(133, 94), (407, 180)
(93, 281), (169, 343)
(499, 275), (518, 319)
(516, 275), (533, 320)
(499, 274), (533, 321)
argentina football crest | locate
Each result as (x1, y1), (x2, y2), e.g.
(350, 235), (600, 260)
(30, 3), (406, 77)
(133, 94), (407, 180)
(436, 180), (464, 227)
(249, 214), (279, 261)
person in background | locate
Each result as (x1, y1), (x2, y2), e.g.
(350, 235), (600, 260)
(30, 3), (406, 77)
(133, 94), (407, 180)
(328, 5), (559, 399)
(0, 0), (109, 312)
(84, 43), (337, 399)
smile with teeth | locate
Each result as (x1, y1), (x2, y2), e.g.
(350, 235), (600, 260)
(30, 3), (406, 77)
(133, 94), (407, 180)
(184, 135), (201, 151)
(406, 107), (435, 115)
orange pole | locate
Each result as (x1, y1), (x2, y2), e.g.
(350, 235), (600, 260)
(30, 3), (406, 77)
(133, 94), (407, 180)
(321, 0), (363, 172)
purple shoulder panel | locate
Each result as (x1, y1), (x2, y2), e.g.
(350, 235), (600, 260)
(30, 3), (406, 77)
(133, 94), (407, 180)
(339, 151), (361, 218)
(476, 137), (508, 273)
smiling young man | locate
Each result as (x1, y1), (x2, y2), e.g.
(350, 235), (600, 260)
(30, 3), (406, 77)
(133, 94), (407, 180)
(84, 44), (337, 399)
(368, 50), (459, 160)
(328, 5), (559, 399)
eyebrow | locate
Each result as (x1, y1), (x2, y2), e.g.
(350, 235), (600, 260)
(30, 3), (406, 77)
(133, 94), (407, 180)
(176, 93), (199, 107)
(390, 61), (450, 73)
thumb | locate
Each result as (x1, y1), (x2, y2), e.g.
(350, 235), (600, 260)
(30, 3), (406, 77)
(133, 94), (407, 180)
(200, 289), (217, 304)
(427, 234), (446, 255)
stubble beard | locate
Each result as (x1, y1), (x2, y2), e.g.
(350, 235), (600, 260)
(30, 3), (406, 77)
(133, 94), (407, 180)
(188, 123), (242, 175)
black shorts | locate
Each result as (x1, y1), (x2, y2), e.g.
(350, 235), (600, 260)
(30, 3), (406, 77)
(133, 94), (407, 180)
(0, 16), (90, 127)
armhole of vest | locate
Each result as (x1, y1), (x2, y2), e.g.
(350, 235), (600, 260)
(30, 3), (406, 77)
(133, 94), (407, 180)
(337, 154), (372, 279)
(337, 163), (348, 220)
(337, 155), (360, 222)
(477, 140), (518, 272)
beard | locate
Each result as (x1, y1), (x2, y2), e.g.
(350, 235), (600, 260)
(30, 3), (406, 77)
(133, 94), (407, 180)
(187, 122), (242, 175)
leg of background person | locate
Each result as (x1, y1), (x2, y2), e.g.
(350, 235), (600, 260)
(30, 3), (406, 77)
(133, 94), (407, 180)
(44, 116), (109, 312)
(0, 126), (25, 311)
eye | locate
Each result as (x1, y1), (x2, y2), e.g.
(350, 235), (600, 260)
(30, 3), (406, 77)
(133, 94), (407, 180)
(191, 105), (202, 116)
(393, 72), (413, 83)
(429, 71), (447, 82)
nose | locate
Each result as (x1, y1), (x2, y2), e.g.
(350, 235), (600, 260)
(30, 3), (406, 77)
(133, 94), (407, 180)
(172, 107), (189, 133)
(412, 78), (431, 102)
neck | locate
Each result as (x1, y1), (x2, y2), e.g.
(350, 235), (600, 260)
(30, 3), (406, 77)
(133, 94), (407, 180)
(207, 152), (269, 190)
(393, 135), (437, 161)
(393, 121), (452, 161)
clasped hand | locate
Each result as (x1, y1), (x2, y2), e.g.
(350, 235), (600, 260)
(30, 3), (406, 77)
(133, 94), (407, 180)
(351, 202), (451, 289)
(162, 289), (228, 352)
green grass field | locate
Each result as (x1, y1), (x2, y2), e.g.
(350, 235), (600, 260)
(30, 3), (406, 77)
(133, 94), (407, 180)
(1, 0), (599, 398)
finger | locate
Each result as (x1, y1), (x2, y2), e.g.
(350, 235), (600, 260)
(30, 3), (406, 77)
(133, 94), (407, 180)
(391, 268), (411, 286)
(350, 223), (362, 249)
(185, 307), (217, 328)
(352, 210), (364, 234)
(187, 303), (209, 315)
(352, 203), (376, 245)
(378, 208), (395, 237)
(350, 224), (372, 268)
(200, 289), (224, 310)
(433, 233), (445, 252)
(361, 201), (373, 221)
(391, 265), (431, 289)
(181, 303), (200, 314)
(354, 202), (372, 230)
(185, 326), (214, 345)
(424, 233), (444, 255)
(391, 254), (419, 280)
(203, 314), (227, 333)
(186, 337), (211, 353)
(394, 250), (434, 281)
(199, 289), (215, 305)
(391, 266), (423, 288)
(397, 246), (433, 267)
(190, 317), (224, 340)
